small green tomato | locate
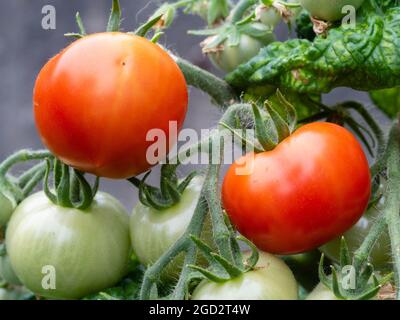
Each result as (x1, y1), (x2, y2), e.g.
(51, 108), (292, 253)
(130, 176), (210, 278)
(300, 0), (365, 22)
(206, 23), (275, 72)
(6, 191), (131, 300)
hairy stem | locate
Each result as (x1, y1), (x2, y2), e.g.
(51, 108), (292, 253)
(204, 135), (234, 263)
(384, 121), (400, 299)
(173, 55), (237, 109)
(0, 150), (52, 176)
(22, 165), (47, 197)
(18, 162), (46, 188)
(139, 169), (211, 300)
(353, 209), (387, 272)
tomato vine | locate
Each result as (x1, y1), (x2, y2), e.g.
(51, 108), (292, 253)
(1, 0), (400, 301)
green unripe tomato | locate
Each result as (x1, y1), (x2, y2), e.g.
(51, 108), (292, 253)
(130, 176), (210, 278)
(207, 23), (275, 72)
(306, 282), (340, 300)
(191, 251), (298, 300)
(6, 191), (131, 300)
(0, 254), (21, 285)
(300, 0), (365, 22)
(258, 6), (281, 28)
(0, 191), (16, 227)
(320, 205), (391, 270)
(306, 282), (377, 300)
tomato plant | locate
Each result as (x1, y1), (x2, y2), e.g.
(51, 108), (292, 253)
(34, 32), (188, 179)
(5, 191), (131, 299)
(299, 0), (365, 21)
(191, 251), (298, 300)
(1, 0), (400, 302)
(222, 122), (371, 254)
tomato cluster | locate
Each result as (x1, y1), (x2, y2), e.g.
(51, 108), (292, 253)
(0, 0), (388, 302)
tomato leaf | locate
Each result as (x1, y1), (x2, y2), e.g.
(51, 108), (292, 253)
(370, 87), (400, 119)
(226, 2), (400, 94)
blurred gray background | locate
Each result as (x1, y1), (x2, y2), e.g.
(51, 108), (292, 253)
(0, 0), (386, 209)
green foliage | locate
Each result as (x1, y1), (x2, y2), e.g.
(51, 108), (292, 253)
(295, 10), (315, 41)
(226, 1), (400, 94)
(370, 87), (400, 119)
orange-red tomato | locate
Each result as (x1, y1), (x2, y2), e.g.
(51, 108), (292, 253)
(33, 32), (188, 179)
(222, 122), (371, 254)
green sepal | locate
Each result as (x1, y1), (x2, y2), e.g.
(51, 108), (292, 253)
(128, 164), (197, 211)
(43, 158), (99, 210)
(252, 103), (276, 151)
(265, 101), (290, 142)
(275, 89), (297, 132)
(339, 236), (351, 267)
(187, 265), (230, 283)
(135, 15), (164, 37)
(210, 253), (243, 278)
(106, 0), (121, 32)
(236, 235), (259, 271)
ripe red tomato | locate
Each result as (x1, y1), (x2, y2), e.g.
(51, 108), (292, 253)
(222, 122), (371, 254)
(33, 32), (188, 179)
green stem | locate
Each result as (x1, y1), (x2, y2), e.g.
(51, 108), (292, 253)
(0, 150), (52, 176)
(22, 166), (47, 197)
(203, 138), (234, 263)
(384, 121), (400, 300)
(139, 169), (211, 299)
(230, 0), (257, 24)
(352, 210), (387, 272)
(170, 243), (198, 300)
(18, 162), (46, 188)
(173, 55), (237, 109)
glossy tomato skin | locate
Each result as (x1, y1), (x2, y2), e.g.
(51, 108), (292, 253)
(191, 251), (298, 300)
(34, 32), (188, 179)
(222, 122), (371, 255)
(130, 176), (211, 278)
(6, 192), (131, 299)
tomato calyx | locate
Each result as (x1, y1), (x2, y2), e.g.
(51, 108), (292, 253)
(0, 150), (51, 227)
(128, 164), (198, 211)
(319, 236), (392, 300)
(188, 235), (259, 283)
(220, 90), (298, 152)
(43, 159), (99, 210)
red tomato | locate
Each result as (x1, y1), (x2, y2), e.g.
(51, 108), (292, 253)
(222, 122), (371, 254)
(33, 32), (188, 179)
